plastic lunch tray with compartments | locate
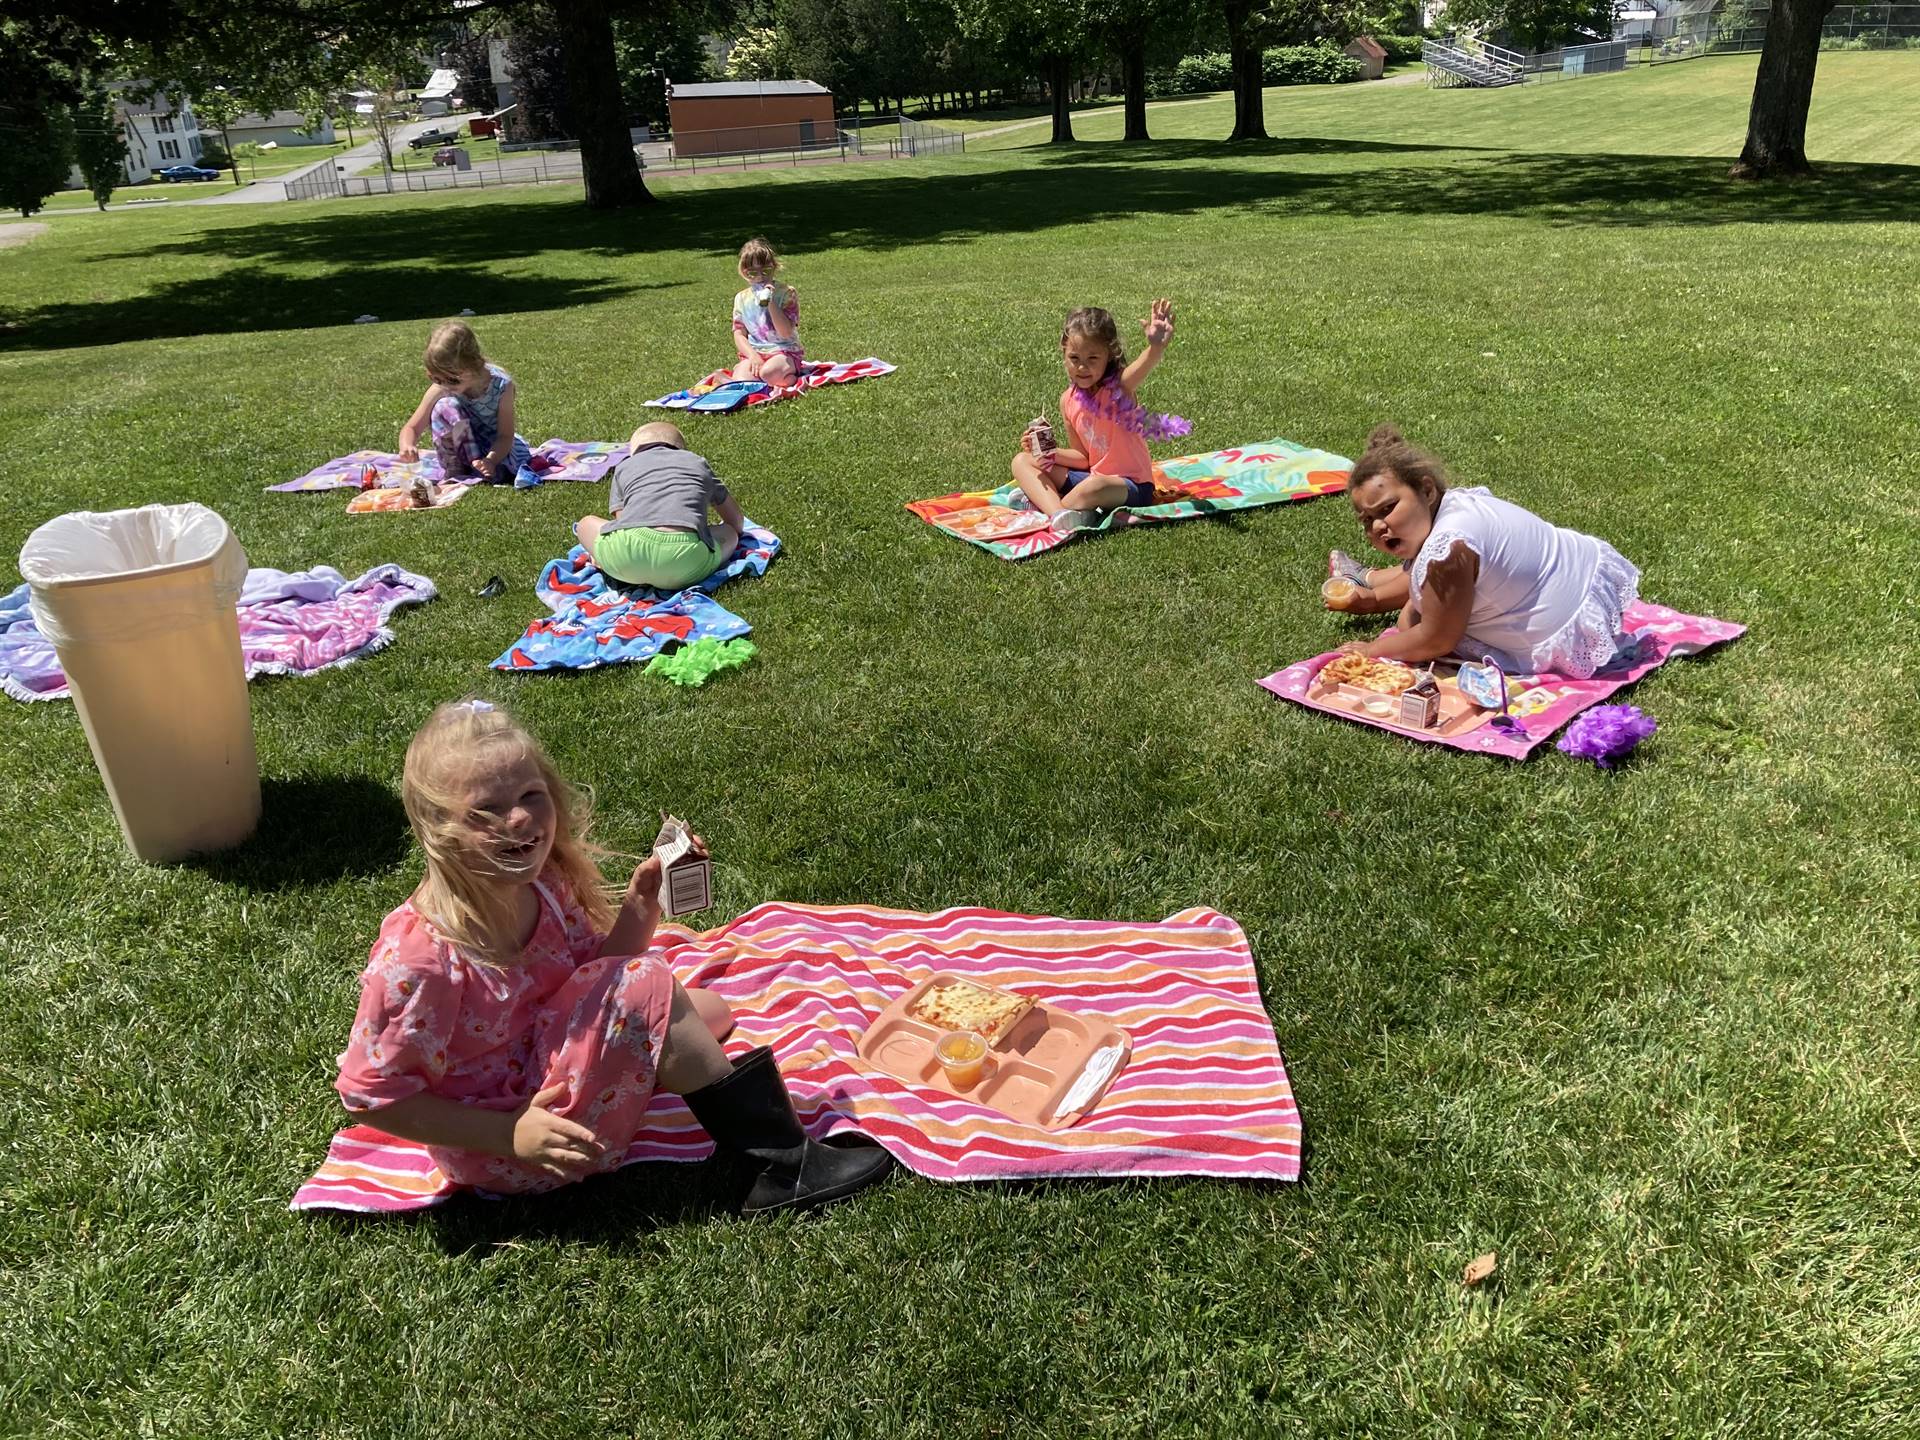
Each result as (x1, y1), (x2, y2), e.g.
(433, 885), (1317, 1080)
(856, 973), (1132, 1131)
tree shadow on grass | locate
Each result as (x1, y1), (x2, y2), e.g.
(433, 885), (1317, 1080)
(0, 263), (677, 354)
(187, 774), (409, 891)
(12, 141), (1913, 353)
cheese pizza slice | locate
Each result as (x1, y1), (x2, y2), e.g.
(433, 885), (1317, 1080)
(908, 980), (1036, 1045)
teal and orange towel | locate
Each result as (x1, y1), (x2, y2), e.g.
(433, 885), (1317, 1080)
(907, 437), (1352, 560)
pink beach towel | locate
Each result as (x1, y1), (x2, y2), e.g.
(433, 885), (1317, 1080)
(1258, 599), (1745, 758)
(292, 902), (1302, 1213)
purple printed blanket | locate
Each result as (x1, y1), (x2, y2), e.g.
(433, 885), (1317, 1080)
(269, 440), (629, 493)
(1, 565), (436, 703)
(492, 524), (780, 674)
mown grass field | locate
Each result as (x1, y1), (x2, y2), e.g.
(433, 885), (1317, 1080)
(1, 53), (1917, 1437)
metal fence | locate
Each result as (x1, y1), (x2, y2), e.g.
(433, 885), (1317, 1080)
(1645, 1), (1920, 59)
(340, 149), (583, 196)
(283, 165), (344, 201)
(1709, 2), (1920, 51)
(1519, 39), (1632, 79)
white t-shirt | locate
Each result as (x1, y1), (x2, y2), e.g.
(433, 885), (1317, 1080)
(1409, 486), (1639, 677)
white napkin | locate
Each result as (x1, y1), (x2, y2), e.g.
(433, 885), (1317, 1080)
(1057, 1042), (1125, 1118)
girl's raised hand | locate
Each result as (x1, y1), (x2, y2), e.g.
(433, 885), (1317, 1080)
(1143, 298), (1175, 347)
(512, 1083), (605, 1179)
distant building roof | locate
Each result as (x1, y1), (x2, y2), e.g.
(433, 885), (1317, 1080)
(670, 80), (830, 99)
(419, 68), (461, 100)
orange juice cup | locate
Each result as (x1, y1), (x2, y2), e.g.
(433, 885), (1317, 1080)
(934, 1030), (990, 1090)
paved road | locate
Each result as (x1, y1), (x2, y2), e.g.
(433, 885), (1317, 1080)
(190, 117), (454, 204)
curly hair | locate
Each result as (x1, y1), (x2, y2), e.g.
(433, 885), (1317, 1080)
(1347, 423), (1448, 510)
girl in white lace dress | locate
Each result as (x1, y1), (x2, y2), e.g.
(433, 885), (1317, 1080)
(1332, 425), (1640, 678)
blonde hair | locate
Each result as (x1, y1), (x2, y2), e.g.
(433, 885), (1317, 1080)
(1061, 307), (1125, 383)
(738, 237), (781, 278)
(402, 700), (616, 966)
(424, 321), (487, 383)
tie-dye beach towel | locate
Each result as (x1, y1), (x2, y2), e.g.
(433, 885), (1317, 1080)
(644, 358), (896, 413)
(1258, 601), (1745, 759)
(270, 439), (630, 493)
(907, 438), (1352, 560)
(291, 901), (1303, 1212)
(491, 523), (781, 673)
(1, 564), (436, 704)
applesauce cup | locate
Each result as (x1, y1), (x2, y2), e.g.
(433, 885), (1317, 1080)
(934, 1029), (990, 1090)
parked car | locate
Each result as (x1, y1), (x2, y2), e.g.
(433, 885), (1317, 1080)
(408, 127), (456, 150)
(156, 164), (222, 182)
(432, 147), (462, 167)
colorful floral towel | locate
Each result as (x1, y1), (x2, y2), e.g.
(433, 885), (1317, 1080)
(490, 523), (781, 673)
(1258, 600), (1745, 759)
(1, 564), (437, 704)
(291, 902), (1302, 1212)
(907, 437), (1352, 560)
(269, 439), (630, 493)
(643, 358), (897, 413)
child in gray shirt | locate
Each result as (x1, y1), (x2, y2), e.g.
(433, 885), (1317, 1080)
(575, 422), (747, 589)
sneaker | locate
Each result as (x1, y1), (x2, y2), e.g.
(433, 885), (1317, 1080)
(1328, 549), (1373, 588)
(1050, 508), (1100, 535)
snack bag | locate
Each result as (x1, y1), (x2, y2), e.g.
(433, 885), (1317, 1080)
(652, 814), (713, 917)
(1456, 658), (1509, 712)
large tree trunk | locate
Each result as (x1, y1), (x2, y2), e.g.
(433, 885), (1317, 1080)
(555, 0), (650, 208)
(1046, 54), (1075, 143)
(1732, 0), (1834, 177)
(1122, 39), (1149, 141)
(1222, 0), (1268, 141)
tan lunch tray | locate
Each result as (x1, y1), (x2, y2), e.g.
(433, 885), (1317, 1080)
(857, 972), (1132, 1131)
(1309, 664), (1494, 740)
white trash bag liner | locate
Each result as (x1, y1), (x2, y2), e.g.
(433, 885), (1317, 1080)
(20, 503), (260, 862)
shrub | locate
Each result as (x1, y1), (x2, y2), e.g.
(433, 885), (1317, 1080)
(196, 141), (233, 168)
(1170, 52), (1234, 93)
(1261, 43), (1367, 85)
(1374, 33), (1429, 63)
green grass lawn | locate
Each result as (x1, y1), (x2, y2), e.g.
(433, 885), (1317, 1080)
(239, 140), (358, 179)
(3, 53), (1919, 1436)
(978, 51), (1920, 160)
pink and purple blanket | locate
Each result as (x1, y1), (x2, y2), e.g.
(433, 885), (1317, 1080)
(1, 564), (437, 704)
(269, 439), (628, 493)
(643, 358), (896, 414)
(491, 523), (780, 673)
(291, 902), (1302, 1212)
(1258, 600), (1745, 758)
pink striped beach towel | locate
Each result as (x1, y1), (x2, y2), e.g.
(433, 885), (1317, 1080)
(292, 902), (1302, 1212)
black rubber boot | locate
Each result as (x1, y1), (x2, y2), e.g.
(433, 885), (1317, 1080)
(682, 1046), (894, 1215)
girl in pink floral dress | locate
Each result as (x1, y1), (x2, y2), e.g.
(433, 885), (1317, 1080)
(334, 700), (892, 1214)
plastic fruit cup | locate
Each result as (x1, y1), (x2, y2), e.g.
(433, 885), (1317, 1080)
(1361, 696), (1394, 718)
(1322, 576), (1359, 606)
(934, 1030), (990, 1090)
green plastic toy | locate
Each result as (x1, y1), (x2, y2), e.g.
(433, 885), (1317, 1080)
(643, 636), (757, 687)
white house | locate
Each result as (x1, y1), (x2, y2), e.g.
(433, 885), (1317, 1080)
(118, 92), (206, 177)
(68, 88), (207, 188)
(224, 109), (338, 147)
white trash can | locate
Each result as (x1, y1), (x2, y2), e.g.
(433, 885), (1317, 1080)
(20, 503), (261, 862)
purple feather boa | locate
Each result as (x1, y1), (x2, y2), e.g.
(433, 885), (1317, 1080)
(1089, 376), (1191, 440)
(1556, 704), (1656, 768)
